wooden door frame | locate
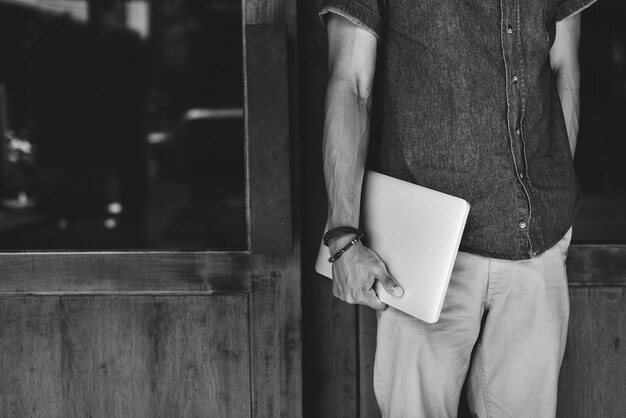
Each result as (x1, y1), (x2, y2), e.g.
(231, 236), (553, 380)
(0, 0), (302, 416)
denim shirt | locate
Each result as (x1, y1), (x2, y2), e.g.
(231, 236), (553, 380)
(320, 0), (597, 260)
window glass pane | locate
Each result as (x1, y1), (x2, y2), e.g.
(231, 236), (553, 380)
(573, 2), (626, 241)
(0, 0), (246, 250)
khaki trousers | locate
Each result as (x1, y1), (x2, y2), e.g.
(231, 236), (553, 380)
(374, 230), (572, 418)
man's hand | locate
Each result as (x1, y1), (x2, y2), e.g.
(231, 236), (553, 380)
(329, 236), (403, 310)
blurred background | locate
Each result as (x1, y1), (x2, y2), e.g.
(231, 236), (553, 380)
(573, 3), (626, 242)
(0, 0), (246, 250)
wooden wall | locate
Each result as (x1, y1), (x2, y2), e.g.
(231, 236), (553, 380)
(0, 296), (251, 417)
(299, 2), (626, 417)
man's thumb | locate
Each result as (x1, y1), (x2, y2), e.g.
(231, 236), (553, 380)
(380, 274), (403, 297)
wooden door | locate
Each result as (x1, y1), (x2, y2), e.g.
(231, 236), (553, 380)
(0, 1), (301, 417)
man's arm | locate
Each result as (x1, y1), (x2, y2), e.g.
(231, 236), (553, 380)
(550, 13), (582, 158)
(324, 15), (376, 232)
(323, 14), (402, 310)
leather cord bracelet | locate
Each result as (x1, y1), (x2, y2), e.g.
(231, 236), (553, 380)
(323, 226), (363, 247)
(328, 230), (364, 263)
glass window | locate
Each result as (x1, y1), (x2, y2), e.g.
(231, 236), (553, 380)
(573, 2), (626, 242)
(0, 0), (246, 250)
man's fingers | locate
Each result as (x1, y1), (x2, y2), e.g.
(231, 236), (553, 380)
(378, 273), (404, 297)
(336, 279), (387, 310)
(364, 288), (387, 311)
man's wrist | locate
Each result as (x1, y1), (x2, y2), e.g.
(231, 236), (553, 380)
(328, 233), (362, 254)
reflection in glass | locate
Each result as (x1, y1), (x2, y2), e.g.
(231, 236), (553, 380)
(0, 0), (246, 250)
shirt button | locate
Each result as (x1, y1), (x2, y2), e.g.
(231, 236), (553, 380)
(519, 221), (527, 229)
(512, 75), (519, 83)
(507, 25), (513, 34)
(519, 172), (525, 180)
(515, 127), (521, 135)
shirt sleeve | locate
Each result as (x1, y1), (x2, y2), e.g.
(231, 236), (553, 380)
(319, 0), (385, 39)
(554, 0), (597, 21)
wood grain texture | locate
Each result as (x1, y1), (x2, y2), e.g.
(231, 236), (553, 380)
(0, 296), (250, 418)
(150, 296), (250, 418)
(62, 296), (251, 418)
(0, 252), (250, 295)
(0, 297), (63, 418)
(244, 0), (302, 416)
(558, 287), (626, 418)
(249, 254), (302, 418)
(60, 297), (155, 417)
(245, 24), (292, 254)
(567, 244), (626, 285)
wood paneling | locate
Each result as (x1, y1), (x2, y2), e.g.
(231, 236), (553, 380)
(244, 1), (302, 417)
(567, 245), (626, 285)
(558, 287), (626, 418)
(245, 24), (292, 254)
(0, 295), (250, 418)
(0, 297), (63, 417)
(60, 297), (155, 417)
(249, 254), (302, 418)
(150, 297), (250, 417)
(0, 252), (250, 295)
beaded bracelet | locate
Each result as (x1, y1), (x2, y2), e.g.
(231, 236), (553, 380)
(328, 230), (364, 263)
(323, 226), (363, 247)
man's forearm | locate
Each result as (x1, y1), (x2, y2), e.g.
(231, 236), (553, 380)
(323, 79), (372, 230)
(550, 14), (581, 158)
(555, 68), (580, 158)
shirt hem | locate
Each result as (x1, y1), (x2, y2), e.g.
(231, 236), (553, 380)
(459, 215), (579, 261)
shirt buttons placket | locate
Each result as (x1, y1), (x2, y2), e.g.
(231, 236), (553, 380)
(503, 11), (533, 255)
